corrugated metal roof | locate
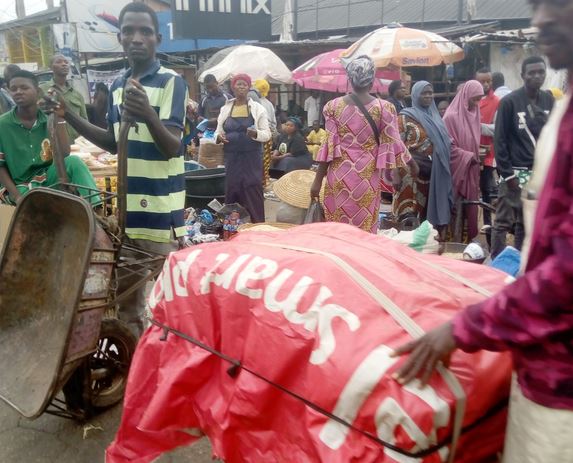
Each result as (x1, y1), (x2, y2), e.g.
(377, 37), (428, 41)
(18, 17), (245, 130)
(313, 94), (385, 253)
(0, 6), (61, 31)
(272, 0), (532, 35)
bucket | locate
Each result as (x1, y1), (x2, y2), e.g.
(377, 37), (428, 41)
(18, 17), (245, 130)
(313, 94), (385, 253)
(185, 168), (226, 209)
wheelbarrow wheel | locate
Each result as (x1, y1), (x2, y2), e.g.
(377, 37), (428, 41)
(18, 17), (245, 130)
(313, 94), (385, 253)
(89, 318), (137, 409)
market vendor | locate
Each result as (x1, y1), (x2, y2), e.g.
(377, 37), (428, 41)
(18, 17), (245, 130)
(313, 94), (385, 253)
(0, 70), (100, 206)
(215, 73), (271, 222)
(271, 116), (313, 177)
(305, 120), (326, 160)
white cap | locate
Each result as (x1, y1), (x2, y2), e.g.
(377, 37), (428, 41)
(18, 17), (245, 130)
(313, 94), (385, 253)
(463, 242), (485, 260)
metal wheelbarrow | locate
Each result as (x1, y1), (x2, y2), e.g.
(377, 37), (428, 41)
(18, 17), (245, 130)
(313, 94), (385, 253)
(0, 188), (135, 419)
(0, 101), (166, 421)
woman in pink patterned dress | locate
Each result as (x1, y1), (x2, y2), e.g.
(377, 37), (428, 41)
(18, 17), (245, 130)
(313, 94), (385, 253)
(310, 55), (414, 233)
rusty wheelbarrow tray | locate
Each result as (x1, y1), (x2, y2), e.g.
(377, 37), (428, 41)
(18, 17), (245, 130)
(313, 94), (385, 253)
(0, 188), (115, 419)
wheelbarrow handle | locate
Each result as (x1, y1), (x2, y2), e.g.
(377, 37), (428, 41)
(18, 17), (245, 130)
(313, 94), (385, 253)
(462, 200), (496, 213)
(116, 114), (137, 238)
(47, 110), (73, 191)
(117, 81), (141, 239)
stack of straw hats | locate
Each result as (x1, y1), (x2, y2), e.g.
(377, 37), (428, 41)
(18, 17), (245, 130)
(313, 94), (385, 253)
(272, 170), (325, 209)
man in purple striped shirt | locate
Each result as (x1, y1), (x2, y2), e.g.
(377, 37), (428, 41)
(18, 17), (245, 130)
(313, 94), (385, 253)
(392, 1), (573, 461)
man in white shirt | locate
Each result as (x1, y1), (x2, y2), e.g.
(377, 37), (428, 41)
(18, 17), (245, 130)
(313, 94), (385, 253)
(304, 90), (320, 128)
(493, 72), (512, 99)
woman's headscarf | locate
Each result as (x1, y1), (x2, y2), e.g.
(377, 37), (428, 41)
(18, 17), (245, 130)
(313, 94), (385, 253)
(231, 73), (252, 88)
(443, 80), (484, 157)
(287, 116), (303, 130)
(254, 79), (270, 98)
(401, 81), (453, 226)
(442, 80), (484, 233)
(444, 80), (484, 238)
(345, 55), (376, 89)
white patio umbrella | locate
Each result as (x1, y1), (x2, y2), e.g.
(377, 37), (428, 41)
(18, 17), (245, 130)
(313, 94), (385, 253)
(341, 25), (464, 68)
(199, 45), (293, 84)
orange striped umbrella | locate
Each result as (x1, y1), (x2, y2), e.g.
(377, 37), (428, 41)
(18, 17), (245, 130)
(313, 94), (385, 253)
(342, 25), (464, 68)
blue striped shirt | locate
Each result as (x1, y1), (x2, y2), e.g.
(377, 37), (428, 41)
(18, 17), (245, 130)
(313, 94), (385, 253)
(108, 61), (187, 243)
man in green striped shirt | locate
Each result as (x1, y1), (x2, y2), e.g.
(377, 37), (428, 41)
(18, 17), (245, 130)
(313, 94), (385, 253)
(54, 3), (187, 337)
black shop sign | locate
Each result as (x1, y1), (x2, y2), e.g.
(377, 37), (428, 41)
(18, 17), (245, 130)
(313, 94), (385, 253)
(171, 0), (272, 41)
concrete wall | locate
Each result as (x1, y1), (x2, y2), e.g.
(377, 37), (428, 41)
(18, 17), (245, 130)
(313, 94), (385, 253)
(490, 42), (567, 93)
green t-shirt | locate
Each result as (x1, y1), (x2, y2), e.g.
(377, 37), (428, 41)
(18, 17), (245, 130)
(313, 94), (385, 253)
(0, 108), (52, 184)
(39, 79), (87, 142)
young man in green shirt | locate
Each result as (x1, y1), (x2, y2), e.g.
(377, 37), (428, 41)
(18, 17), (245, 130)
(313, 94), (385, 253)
(0, 70), (99, 205)
(39, 55), (88, 142)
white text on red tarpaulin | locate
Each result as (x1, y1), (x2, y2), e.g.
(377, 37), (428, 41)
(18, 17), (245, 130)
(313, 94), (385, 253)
(149, 250), (452, 461)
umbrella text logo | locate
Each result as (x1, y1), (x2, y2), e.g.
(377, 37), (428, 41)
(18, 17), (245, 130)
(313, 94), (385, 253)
(399, 39), (429, 50)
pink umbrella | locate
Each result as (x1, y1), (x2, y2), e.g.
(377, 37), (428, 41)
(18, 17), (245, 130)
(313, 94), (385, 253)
(293, 49), (400, 94)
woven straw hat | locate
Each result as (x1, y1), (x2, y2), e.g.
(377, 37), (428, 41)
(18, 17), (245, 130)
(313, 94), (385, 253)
(238, 222), (297, 232)
(272, 170), (324, 209)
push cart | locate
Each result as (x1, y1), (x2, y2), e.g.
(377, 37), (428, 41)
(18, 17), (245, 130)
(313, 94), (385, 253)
(0, 110), (165, 421)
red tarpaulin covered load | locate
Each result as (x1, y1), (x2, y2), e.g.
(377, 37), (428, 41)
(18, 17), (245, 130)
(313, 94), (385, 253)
(107, 223), (512, 463)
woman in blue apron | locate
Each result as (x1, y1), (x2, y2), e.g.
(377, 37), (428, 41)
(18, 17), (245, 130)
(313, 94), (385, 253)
(215, 74), (271, 222)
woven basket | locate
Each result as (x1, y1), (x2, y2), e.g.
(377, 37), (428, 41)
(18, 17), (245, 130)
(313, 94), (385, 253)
(198, 143), (224, 168)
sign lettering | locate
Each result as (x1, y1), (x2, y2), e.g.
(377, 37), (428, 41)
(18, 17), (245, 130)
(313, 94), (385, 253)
(319, 345), (451, 461)
(171, 0), (271, 40)
(252, 0), (271, 13)
(175, 0), (190, 11)
(150, 251), (360, 366)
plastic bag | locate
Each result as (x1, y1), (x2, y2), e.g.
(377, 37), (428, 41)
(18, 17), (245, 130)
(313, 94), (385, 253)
(303, 199), (325, 224)
(377, 220), (440, 254)
(490, 246), (521, 277)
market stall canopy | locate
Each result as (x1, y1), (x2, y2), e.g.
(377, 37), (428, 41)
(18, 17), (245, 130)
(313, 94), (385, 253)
(199, 45), (293, 84)
(198, 45), (242, 73)
(293, 49), (400, 93)
(342, 24), (464, 68)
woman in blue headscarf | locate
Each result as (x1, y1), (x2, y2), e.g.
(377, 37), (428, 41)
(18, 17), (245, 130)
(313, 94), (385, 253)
(271, 116), (313, 177)
(393, 81), (453, 239)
